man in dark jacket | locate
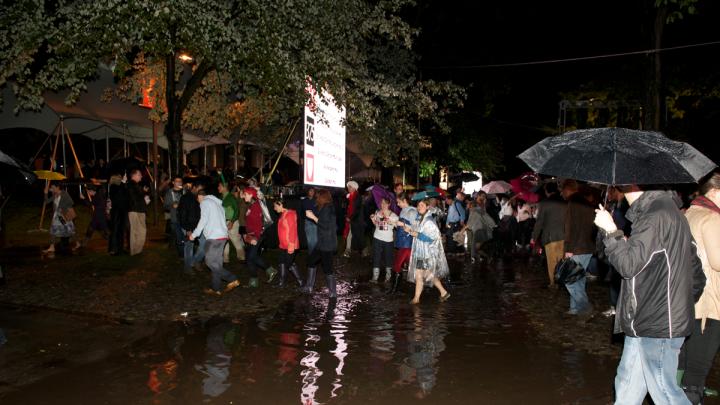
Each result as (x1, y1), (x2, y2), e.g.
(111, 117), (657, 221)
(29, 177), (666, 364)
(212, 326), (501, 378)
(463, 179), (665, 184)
(595, 187), (705, 404)
(177, 181), (204, 274)
(562, 180), (596, 314)
(531, 182), (566, 287)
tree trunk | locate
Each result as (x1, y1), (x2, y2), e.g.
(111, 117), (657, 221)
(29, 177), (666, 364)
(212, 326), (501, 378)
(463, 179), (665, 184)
(647, 6), (667, 130)
(165, 53), (184, 175)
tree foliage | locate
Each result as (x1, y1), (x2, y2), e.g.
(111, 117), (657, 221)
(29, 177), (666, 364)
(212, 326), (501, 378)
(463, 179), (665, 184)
(0, 0), (464, 168)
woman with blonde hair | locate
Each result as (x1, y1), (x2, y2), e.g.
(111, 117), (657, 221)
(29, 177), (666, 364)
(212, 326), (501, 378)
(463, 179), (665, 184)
(679, 170), (720, 404)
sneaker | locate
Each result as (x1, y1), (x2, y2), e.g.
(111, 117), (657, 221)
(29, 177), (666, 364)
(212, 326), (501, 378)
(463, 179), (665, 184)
(601, 307), (616, 317)
(342, 251), (351, 258)
(224, 280), (240, 293)
(203, 288), (222, 296)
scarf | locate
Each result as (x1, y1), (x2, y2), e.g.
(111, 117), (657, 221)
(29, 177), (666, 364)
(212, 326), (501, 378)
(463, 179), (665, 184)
(691, 195), (720, 216)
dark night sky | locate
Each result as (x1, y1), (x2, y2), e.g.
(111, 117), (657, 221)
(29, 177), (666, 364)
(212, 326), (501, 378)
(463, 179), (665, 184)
(415, 0), (720, 178)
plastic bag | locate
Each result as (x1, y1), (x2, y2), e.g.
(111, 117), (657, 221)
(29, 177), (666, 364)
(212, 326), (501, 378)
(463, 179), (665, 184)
(554, 258), (586, 285)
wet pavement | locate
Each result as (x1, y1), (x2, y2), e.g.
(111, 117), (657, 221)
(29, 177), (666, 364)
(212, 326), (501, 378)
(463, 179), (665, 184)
(0, 257), (623, 404)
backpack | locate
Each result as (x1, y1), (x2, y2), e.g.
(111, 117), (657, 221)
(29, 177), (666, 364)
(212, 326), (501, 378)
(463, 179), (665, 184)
(258, 198), (274, 229)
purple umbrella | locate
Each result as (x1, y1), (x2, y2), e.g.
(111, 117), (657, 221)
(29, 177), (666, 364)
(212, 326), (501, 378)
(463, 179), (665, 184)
(369, 184), (400, 214)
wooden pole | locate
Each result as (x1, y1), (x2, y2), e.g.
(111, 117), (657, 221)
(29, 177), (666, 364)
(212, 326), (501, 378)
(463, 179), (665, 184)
(152, 121), (159, 226)
(38, 123), (63, 230)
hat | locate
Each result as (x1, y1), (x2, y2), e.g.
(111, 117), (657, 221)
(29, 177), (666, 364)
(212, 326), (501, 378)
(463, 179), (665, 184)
(244, 187), (258, 199)
(346, 180), (359, 191)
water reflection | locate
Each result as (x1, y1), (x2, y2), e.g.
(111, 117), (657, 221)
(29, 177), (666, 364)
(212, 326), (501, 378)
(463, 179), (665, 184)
(194, 322), (238, 398)
(399, 304), (448, 399)
(299, 296), (352, 404)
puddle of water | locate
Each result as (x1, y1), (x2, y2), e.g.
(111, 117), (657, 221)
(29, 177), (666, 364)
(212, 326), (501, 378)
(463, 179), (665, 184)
(1, 262), (617, 404)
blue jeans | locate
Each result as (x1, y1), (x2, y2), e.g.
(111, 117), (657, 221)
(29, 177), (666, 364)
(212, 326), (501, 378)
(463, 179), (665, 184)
(615, 336), (690, 405)
(305, 220), (317, 254)
(183, 231), (206, 271)
(172, 222), (184, 256)
(565, 254), (592, 314)
(205, 239), (237, 292)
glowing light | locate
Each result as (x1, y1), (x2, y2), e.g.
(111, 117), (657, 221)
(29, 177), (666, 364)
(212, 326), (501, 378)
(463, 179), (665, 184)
(178, 53), (193, 63)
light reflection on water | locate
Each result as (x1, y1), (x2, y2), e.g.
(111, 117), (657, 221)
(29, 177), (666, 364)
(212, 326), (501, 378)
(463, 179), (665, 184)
(0, 261), (618, 405)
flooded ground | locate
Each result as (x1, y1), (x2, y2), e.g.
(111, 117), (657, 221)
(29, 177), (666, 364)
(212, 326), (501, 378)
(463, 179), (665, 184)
(0, 258), (623, 404)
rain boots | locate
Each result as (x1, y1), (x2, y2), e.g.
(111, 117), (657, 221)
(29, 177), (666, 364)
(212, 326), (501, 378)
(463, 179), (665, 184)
(326, 274), (337, 298)
(277, 263), (288, 288)
(371, 267), (380, 283)
(289, 263), (305, 288)
(386, 272), (401, 295)
(277, 263), (305, 288)
(266, 266), (278, 283)
(301, 267), (317, 294)
(384, 267), (392, 283)
(246, 277), (259, 288)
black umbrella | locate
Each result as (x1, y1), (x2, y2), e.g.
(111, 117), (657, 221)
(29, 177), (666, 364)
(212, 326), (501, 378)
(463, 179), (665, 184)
(0, 149), (36, 185)
(450, 172), (480, 182)
(518, 127), (717, 185)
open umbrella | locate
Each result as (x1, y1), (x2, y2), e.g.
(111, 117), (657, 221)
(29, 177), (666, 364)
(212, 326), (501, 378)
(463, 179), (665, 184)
(412, 190), (441, 201)
(33, 170), (66, 181)
(518, 127), (717, 185)
(1, 150), (36, 184)
(450, 172), (480, 182)
(423, 184), (446, 198)
(510, 172), (540, 203)
(368, 184), (400, 214)
(481, 180), (512, 194)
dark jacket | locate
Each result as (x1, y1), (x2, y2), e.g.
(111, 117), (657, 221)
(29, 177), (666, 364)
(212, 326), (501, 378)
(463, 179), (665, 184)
(564, 193), (596, 255)
(127, 181), (147, 213)
(177, 192), (200, 232)
(109, 183), (129, 214)
(349, 193), (365, 250)
(316, 204), (338, 252)
(604, 190), (706, 338)
(532, 194), (566, 246)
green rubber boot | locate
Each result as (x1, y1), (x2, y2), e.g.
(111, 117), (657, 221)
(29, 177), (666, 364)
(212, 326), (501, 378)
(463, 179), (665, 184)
(246, 277), (259, 288)
(266, 267), (278, 283)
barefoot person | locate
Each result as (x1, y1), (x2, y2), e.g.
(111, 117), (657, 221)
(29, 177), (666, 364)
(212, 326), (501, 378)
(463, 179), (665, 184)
(405, 198), (450, 304)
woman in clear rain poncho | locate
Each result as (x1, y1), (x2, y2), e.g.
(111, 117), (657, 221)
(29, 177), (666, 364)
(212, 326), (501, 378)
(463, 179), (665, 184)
(404, 198), (451, 304)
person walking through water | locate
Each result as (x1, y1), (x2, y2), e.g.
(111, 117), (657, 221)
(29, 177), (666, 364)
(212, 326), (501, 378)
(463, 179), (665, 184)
(405, 198), (450, 304)
(370, 197), (398, 283)
(42, 182), (78, 258)
(342, 180), (364, 258)
(594, 185), (705, 405)
(79, 183), (109, 248)
(242, 186), (278, 288)
(302, 189), (338, 299)
(679, 171), (720, 404)
(273, 199), (304, 288)
(190, 188), (240, 296)
(388, 192), (417, 294)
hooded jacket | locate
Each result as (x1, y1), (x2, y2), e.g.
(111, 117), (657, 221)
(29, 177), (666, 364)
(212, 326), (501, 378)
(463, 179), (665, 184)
(192, 195), (228, 240)
(603, 190), (706, 338)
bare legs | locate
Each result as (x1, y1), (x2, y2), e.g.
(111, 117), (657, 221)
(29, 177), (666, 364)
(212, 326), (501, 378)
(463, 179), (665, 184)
(410, 269), (449, 304)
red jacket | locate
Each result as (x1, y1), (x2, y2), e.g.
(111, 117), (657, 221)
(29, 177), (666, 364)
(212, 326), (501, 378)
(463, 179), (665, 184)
(278, 209), (299, 251)
(245, 200), (263, 240)
(343, 191), (358, 238)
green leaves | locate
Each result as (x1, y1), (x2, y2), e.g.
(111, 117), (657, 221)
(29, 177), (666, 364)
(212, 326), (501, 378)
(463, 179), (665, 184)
(2, 0), (463, 163)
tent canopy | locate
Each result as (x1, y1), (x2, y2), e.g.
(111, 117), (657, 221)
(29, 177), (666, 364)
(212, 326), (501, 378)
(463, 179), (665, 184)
(0, 65), (227, 152)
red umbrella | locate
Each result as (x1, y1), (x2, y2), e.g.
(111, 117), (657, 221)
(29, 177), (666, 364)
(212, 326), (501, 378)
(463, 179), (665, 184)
(510, 173), (540, 203)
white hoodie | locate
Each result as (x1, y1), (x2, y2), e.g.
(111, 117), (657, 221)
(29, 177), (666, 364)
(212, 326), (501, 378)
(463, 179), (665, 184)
(192, 195), (228, 240)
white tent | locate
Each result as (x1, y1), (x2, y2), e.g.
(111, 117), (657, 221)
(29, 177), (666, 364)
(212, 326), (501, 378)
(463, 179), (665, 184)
(0, 65), (228, 155)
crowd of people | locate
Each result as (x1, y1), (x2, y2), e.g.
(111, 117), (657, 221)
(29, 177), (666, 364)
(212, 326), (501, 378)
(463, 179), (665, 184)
(33, 160), (720, 404)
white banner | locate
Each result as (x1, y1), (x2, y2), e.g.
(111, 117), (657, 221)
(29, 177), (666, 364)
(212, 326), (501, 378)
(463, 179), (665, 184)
(303, 87), (346, 188)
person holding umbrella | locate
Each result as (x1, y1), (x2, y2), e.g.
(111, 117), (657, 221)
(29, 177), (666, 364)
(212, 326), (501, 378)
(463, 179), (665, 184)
(594, 185), (706, 404)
